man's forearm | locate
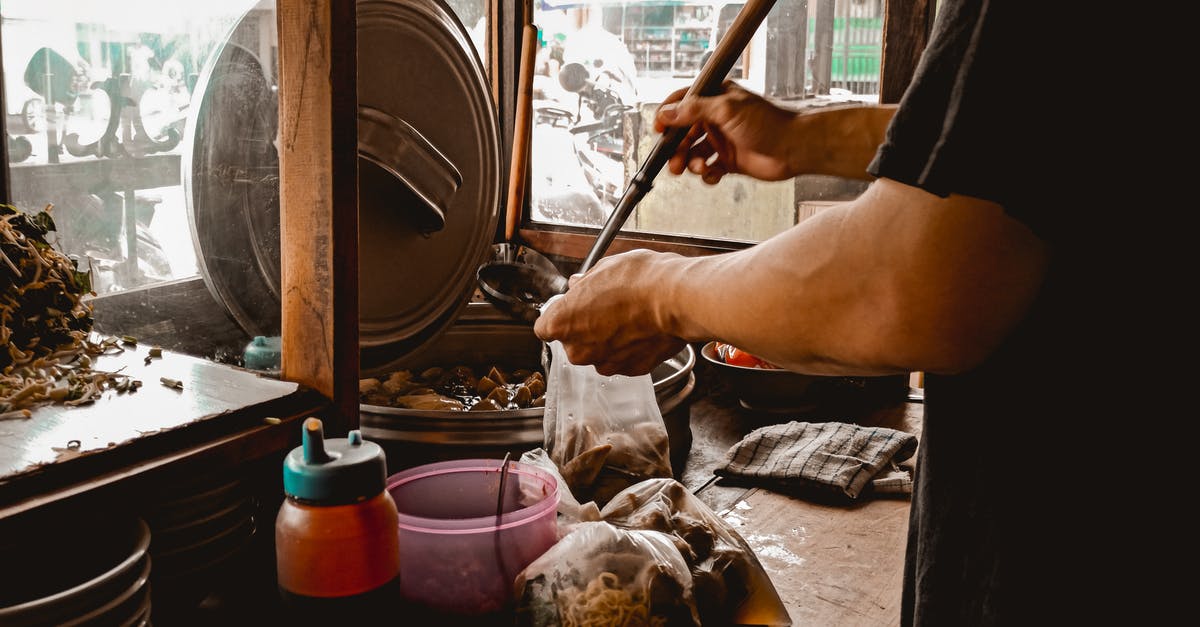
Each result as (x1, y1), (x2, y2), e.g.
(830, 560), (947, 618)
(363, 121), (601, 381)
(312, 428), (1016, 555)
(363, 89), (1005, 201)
(786, 105), (898, 180)
(656, 178), (1048, 376)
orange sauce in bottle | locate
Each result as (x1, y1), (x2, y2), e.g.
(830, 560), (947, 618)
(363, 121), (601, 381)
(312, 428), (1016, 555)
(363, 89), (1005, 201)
(274, 418), (400, 621)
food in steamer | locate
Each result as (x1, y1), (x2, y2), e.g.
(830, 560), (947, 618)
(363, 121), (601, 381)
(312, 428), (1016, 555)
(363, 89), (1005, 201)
(360, 364), (546, 411)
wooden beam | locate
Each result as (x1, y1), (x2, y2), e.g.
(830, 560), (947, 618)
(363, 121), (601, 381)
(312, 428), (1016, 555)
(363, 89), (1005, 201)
(879, 0), (937, 104)
(276, 0), (359, 434)
(812, 0), (835, 94)
(0, 23), (10, 204)
(765, 0), (808, 99)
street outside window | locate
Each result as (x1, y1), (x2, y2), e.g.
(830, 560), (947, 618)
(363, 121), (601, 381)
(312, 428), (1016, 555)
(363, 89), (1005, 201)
(529, 0), (884, 243)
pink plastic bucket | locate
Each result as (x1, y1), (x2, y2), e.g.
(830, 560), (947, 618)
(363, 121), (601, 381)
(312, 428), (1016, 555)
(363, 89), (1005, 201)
(386, 459), (558, 616)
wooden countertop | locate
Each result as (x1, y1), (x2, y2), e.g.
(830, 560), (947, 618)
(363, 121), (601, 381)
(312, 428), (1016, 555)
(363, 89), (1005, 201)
(0, 344), (327, 527)
(681, 370), (923, 627)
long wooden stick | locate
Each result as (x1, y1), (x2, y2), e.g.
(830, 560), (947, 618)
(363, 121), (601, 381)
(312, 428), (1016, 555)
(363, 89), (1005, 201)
(505, 23), (538, 242)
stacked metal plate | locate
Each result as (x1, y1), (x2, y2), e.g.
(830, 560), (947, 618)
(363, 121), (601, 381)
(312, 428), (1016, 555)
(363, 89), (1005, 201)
(141, 474), (257, 621)
(0, 517), (152, 626)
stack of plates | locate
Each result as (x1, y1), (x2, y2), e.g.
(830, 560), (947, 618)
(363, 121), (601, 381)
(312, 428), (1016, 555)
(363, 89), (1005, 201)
(142, 474), (257, 621)
(0, 517), (152, 626)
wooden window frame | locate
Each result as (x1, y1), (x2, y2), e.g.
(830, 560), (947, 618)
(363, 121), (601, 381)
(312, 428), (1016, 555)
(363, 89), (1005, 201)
(0, 2), (359, 429)
(506, 0), (935, 260)
(0, 0), (933, 429)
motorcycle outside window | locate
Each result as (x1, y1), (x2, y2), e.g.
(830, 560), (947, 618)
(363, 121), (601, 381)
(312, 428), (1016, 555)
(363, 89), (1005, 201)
(528, 0), (884, 245)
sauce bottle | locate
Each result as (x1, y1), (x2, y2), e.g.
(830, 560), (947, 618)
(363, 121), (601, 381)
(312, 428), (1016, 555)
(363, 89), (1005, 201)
(275, 417), (400, 621)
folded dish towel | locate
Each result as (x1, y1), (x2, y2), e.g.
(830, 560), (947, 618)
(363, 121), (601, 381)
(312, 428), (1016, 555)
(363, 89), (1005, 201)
(716, 421), (919, 499)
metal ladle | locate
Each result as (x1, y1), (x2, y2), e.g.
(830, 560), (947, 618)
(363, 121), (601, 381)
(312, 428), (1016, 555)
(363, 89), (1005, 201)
(477, 0), (779, 322)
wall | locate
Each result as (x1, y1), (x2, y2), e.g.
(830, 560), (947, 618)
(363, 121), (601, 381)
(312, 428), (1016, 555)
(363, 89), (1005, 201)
(622, 102), (867, 243)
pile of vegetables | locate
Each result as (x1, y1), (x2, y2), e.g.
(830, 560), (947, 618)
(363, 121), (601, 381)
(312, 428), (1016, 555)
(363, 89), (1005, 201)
(0, 204), (138, 418)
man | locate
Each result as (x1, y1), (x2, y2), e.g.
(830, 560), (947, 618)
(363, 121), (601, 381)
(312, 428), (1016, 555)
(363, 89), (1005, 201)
(534, 1), (1128, 623)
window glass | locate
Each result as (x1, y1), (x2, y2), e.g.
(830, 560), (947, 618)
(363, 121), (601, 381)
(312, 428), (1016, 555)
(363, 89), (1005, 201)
(530, 0), (883, 243)
(445, 0), (489, 67)
(2, 0), (279, 363)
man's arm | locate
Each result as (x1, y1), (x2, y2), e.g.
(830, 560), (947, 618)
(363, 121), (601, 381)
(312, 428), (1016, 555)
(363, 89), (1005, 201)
(654, 85), (897, 183)
(536, 178), (1048, 377)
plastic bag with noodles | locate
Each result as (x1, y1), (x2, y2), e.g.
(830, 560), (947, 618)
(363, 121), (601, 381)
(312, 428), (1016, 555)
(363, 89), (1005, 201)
(601, 478), (792, 626)
(542, 337), (672, 507)
(514, 521), (701, 627)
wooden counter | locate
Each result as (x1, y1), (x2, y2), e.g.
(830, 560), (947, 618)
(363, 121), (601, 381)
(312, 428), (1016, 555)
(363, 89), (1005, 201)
(0, 344), (327, 530)
(682, 372), (923, 627)
(0, 352), (920, 626)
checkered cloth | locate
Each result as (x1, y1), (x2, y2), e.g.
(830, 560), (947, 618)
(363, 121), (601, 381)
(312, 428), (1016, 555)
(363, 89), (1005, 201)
(716, 421), (919, 499)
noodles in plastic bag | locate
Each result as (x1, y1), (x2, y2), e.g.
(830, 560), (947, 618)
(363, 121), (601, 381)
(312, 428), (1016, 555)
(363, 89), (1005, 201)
(514, 521), (701, 627)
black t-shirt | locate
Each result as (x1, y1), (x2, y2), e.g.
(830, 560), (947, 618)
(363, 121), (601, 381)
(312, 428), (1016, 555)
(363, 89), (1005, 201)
(867, 2), (1128, 625)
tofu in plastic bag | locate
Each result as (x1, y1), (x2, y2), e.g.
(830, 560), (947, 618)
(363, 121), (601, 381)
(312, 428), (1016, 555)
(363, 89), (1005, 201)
(543, 338), (672, 507)
(602, 479), (792, 626)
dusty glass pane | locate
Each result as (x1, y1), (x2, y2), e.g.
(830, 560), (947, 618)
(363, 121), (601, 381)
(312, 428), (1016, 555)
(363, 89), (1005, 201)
(2, 0), (280, 364)
(445, 0), (490, 67)
(530, 0), (883, 243)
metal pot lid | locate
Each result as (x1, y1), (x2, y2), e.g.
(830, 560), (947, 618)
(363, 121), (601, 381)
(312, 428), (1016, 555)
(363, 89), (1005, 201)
(185, 0), (500, 364)
(183, 23), (281, 339)
(357, 0), (500, 358)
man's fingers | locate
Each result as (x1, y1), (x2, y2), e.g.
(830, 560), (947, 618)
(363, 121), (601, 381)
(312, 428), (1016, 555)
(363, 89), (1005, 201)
(701, 165), (728, 185)
(669, 127), (705, 174)
(661, 87), (689, 107)
(653, 88), (691, 133)
(686, 141), (717, 173)
(655, 96), (717, 132)
(533, 303), (557, 340)
(669, 152), (687, 176)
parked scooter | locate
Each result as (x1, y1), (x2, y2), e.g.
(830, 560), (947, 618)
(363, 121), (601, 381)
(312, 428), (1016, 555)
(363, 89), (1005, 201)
(556, 60), (636, 206)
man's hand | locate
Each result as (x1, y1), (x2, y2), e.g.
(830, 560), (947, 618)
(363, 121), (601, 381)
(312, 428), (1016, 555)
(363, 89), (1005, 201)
(534, 250), (688, 377)
(655, 82), (801, 184)
(656, 84), (897, 182)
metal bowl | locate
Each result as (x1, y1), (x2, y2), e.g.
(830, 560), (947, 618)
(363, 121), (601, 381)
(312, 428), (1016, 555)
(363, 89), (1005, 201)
(360, 313), (696, 472)
(700, 341), (907, 415)
(0, 517), (150, 626)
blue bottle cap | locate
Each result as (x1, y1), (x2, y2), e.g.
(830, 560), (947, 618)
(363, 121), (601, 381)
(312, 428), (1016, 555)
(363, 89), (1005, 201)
(243, 335), (282, 372)
(282, 418), (388, 504)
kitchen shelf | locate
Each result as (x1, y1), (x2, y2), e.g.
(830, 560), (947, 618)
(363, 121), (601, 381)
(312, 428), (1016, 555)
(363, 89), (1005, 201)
(618, 3), (714, 76)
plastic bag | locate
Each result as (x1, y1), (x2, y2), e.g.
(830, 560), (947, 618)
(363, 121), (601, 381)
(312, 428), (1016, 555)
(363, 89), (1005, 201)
(601, 479), (792, 626)
(514, 521), (701, 627)
(543, 338), (672, 507)
(520, 447), (602, 530)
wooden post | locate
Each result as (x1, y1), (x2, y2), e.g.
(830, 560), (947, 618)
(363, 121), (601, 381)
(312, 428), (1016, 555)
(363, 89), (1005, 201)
(879, 0), (937, 104)
(276, 0), (359, 434)
(765, 0), (808, 99)
(0, 24), (9, 204)
(812, 0), (835, 94)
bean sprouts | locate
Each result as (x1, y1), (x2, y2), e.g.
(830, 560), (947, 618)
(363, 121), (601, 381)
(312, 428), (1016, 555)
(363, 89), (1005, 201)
(0, 204), (140, 414)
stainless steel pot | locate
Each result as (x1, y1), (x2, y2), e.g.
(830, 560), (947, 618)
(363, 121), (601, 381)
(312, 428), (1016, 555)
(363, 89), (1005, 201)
(360, 310), (696, 472)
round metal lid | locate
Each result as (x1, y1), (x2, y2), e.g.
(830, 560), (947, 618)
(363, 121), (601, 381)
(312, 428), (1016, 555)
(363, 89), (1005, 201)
(357, 0), (500, 365)
(184, 0), (500, 365)
(184, 25), (281, 339)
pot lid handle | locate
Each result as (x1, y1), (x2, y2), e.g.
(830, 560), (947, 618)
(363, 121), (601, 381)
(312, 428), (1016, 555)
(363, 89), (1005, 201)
(358, 104), (461, 234)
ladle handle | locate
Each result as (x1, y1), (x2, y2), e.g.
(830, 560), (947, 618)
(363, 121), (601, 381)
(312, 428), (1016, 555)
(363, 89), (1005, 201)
(578, 0), (779, 274)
